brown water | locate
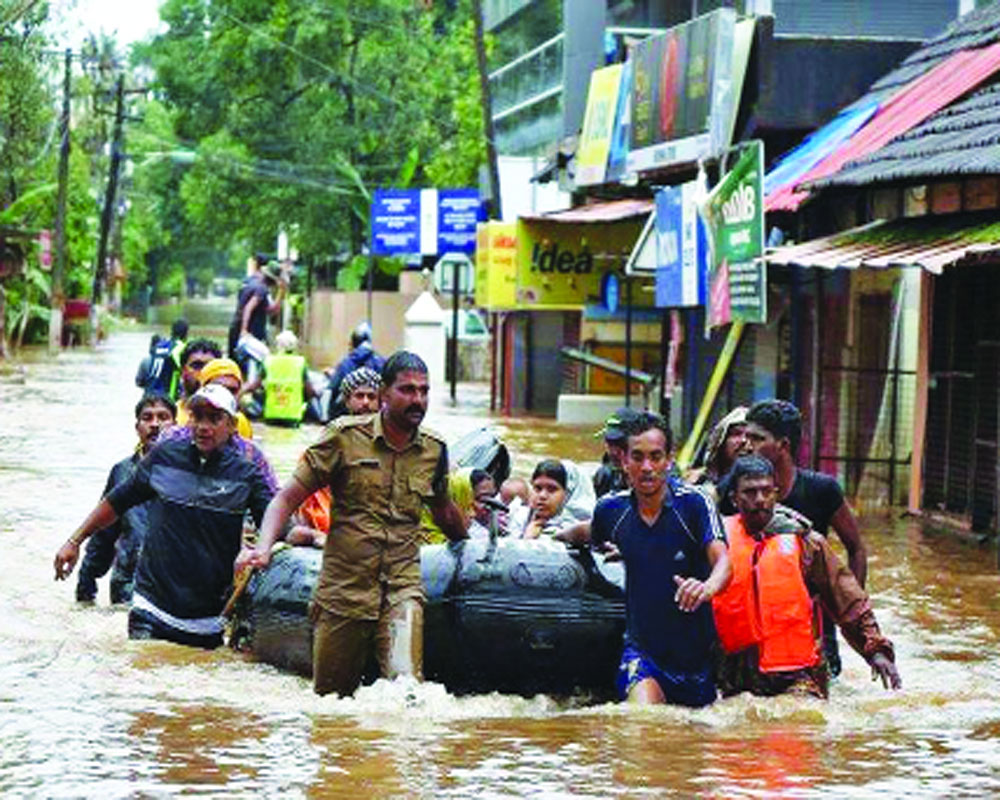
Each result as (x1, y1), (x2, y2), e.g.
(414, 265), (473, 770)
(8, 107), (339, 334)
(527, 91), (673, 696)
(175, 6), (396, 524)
(2, 331), (1000, 797)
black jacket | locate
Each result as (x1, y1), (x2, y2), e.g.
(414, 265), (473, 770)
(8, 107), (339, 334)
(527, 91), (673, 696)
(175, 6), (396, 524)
(108, 434), (274, 619)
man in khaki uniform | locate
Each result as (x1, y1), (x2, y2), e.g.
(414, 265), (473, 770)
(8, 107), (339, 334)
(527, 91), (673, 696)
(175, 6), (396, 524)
(241, 351), (467, 696)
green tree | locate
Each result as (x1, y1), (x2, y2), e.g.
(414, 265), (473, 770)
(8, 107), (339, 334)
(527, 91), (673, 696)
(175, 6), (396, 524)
(137, 0), (485, 278)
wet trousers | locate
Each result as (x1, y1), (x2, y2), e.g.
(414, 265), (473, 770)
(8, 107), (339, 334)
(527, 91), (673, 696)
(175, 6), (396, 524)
(311, 599), (424, 698)
(76, 526), (141, 604)
(128, 607), (223, 650)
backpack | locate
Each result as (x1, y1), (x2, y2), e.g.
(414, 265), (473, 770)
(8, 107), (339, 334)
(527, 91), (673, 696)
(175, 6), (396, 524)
(139, 338), (177, 394)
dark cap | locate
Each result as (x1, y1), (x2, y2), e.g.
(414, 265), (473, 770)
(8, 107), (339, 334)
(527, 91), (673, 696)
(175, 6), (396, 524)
(598, 406), (642, 442)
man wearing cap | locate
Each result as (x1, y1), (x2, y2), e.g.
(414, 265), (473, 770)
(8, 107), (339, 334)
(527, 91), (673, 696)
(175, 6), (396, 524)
(240, 350), (467, 696)
(325, 322), (386, 419)
(592, 407), (640, 498)
(227, 257), (285, 364)
(54, 384), (275, 648)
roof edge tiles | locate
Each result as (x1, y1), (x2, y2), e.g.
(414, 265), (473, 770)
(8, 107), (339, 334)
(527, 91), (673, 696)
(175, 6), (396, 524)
(766, 214), (1000, 273)
(520, 198), (654, 224)
(767, 41), (1000, 213)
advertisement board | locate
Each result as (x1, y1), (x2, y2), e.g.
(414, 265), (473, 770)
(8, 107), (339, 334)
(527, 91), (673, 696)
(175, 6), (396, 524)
(576, 64), (624, 186)
(474, 221), (518, 309)
(626, 8), (736, 174)
(654, 182), (704, 308)
(701, 141), (766, 327)
(515, 218), (645, 309)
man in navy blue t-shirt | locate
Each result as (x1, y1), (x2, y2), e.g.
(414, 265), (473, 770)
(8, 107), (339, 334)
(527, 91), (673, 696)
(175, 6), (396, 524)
(591, 411), (730, 707)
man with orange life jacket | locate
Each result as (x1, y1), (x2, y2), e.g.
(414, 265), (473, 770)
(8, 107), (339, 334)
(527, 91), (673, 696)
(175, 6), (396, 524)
(712, 455), (900, 698)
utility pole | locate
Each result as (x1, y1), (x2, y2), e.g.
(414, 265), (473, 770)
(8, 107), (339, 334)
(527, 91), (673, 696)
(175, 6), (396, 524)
(91, 73), (124, 345)
(471, 0), (502, 221)
(49, 48), (71, 354)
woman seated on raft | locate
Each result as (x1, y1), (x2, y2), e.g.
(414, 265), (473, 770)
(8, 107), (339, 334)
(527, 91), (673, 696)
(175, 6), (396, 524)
(513, 459), (595, 540)
(422, 460), (594, 542)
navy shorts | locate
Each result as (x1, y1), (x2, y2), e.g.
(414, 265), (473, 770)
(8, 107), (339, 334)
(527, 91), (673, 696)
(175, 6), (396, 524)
(616, 642), (716, 707)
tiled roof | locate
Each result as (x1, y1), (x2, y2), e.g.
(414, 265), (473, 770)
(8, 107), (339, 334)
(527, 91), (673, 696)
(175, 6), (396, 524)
(870, 3), (1000, 94)
(768, 4), (1000, 201)
(767, 213), (1000, 273)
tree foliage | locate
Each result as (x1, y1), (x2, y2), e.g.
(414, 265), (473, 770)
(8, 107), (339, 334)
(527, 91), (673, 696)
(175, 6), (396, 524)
(0, 0), (487, 347)
(139, 0), (486, 271)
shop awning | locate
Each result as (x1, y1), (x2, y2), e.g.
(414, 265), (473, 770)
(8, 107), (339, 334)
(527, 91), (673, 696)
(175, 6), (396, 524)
(521, 198), (653, 224)
(766, 215), (1000, 273)
(767, 40), (1000, 213)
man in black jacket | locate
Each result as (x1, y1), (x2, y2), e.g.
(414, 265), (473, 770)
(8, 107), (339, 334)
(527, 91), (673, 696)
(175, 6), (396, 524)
(75, 392), (176, 604)
(55, 385), (275, 648)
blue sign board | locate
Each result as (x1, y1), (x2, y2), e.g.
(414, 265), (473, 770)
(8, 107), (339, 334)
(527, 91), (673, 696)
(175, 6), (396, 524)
(601, 272), (620, 314)
(371, 189), (421, 256)
(371, 188), (481, 256)
(437, 189), (483, 254)
(654, 182), (704, 308)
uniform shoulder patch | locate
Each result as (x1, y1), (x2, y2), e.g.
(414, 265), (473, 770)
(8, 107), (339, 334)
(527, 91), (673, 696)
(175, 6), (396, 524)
(419, 424), (447, 446)
(328, 413), (377, 440)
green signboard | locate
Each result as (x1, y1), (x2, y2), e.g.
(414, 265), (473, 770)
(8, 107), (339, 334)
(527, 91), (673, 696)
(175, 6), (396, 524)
(702, 140), (766, 327)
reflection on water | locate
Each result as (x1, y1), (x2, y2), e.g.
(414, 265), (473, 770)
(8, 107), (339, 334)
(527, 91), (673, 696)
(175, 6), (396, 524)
(2, 331), (1000, 797)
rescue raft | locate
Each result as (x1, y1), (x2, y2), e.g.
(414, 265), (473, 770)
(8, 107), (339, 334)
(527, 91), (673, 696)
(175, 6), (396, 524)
(241, 534), (626, 697)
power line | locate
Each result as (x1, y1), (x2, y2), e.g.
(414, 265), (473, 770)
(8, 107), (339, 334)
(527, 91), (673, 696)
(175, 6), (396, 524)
(214, 7), (402, 108)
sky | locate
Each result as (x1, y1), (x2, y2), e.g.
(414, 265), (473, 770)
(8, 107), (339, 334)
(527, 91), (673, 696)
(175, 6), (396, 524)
(46, 0), (164, 49)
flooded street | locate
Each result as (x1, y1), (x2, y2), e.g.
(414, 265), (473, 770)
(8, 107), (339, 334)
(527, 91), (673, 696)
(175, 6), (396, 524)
(2, 330), (1000, 798)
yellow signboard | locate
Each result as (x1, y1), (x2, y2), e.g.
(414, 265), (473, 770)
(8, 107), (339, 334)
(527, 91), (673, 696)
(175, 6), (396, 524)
(515, 218), (645, 309)
(577, 63), (624, 186)
(474, 221), (517, 309)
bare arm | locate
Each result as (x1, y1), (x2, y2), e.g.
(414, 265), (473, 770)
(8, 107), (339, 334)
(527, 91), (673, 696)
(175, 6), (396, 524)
(54, 499), (119, 580)
(429, 496), (468, 542)
(831, 501), (867, 587)
(673, 539), (731, 612)
(239, 294), (260, 338)
(553, 520), (591, 547)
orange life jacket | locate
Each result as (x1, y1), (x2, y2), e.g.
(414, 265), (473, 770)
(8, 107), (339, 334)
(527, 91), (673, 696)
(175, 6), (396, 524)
(712, 515), (820, 673)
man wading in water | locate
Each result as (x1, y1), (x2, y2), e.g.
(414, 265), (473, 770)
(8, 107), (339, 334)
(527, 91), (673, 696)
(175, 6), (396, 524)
(74, 391), (176, 605)
(54, 385), (275, 648)
(713, 455), (900, 698)
(239, 351), (467, 697)
(589, 411), (731, 707)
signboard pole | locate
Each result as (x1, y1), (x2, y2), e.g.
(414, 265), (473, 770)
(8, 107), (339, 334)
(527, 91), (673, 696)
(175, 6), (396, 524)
(659, 308), (670, 419)
(625, 268), (633, 408)
(451, 259), (460, 404)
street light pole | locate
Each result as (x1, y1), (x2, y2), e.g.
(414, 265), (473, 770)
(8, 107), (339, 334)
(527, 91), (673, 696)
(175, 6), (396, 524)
(91, 73), (125, 345)
(50, 48), (71, 353)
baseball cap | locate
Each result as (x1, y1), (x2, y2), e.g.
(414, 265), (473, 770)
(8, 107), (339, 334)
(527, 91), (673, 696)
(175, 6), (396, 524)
(596, 406), (642, 442)
(187, 384), (237, 418)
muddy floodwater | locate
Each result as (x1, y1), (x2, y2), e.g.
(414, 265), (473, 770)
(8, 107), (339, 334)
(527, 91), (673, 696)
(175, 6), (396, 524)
(2, 330), (1000, 798)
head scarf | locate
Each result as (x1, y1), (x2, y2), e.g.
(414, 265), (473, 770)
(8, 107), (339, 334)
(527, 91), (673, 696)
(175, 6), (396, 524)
(338, 366), (382, 405)
(703, 406), (749, 479)
(199, 357), (243, 387)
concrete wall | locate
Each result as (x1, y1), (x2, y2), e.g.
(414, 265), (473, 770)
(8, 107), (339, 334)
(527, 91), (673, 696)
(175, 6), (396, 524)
(303, 290), (420, 369)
